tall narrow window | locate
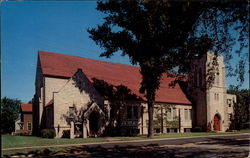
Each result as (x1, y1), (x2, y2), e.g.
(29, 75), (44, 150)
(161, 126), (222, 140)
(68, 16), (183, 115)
(214, 93), (219, 101)
(133, 106), (138, 119)
(127, 106), (138, 119)
(188, 109), (192, 120)
(184, 109), (188, 120)
(127, 106), (132, 119)
(173, 108), (177, 120)
(27, 122), (32, 130)
(216, 71), (220, 85)
(166, 108), (172, 120)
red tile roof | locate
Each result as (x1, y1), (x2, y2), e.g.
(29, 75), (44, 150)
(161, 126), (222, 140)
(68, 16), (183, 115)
(21, 104), (32, 112)
(38, 50), (191, 105)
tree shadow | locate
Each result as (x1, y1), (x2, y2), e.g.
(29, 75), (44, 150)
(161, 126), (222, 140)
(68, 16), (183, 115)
(4, 141), (249, 158)
(197, 137), (250, 147)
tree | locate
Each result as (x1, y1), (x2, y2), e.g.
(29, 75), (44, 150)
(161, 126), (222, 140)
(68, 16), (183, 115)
(154, 105), (180, 133)
(92, 78), (142, 136)
(227, 87), (250, 130)
(1, 97), (22, 134)
(88, 0), (248, 138)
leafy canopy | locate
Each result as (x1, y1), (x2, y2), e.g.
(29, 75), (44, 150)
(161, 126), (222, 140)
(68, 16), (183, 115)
(1, 97), (21, 134)
(227, 87), (250, 129)
(88, 0), (248, 137)
(88, 0), (248, 97)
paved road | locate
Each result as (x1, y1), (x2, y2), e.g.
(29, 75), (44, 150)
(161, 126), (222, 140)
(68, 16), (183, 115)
(87, 133), (250, 148)
(4, 133), (250, 158)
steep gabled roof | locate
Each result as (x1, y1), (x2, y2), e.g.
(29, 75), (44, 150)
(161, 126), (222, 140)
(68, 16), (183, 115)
(20, 104), (32, 112)
(38, 50), (191, 105)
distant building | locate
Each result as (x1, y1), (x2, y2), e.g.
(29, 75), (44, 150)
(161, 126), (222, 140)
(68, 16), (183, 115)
(15, 104), (33, 135)
(33, 51), (235, 138)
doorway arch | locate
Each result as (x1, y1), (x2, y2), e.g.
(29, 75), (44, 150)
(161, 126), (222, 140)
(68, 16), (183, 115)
(89, 111), (99, 137)
(213, 114), (221, 131)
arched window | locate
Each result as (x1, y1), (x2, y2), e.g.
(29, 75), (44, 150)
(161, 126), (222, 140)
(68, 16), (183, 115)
(199, 68), (202, 87)
(216, 73), (220, 86)
(215, 69), (220, 85)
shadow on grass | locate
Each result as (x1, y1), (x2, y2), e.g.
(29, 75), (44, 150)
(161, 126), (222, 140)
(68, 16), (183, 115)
(3, 139), (249, 158)
(3, 144), (175, 158)
(198, 137), (250, 147)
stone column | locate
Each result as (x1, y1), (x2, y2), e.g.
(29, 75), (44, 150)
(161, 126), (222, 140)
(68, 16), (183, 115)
(83, 122), (87, 138)
(70, 121), (74, 139)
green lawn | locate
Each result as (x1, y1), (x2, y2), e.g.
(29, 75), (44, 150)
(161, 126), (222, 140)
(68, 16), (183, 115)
(2, 130), (249, 149)
(2, 130), (249, 156)
(2, 135), (106, 148)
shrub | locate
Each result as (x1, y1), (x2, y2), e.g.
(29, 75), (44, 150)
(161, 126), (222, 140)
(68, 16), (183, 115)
(41, 129), (56, 138)
(12, 131), (32, 136)
(62, 130), (70, 138)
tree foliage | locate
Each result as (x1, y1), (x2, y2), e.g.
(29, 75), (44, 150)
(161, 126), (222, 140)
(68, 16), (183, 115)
(92, 78), (142, 136)
(1, 97), (21, 134)
(154, 105), (180, 131)
(227, 87), (250, 130)
(88, 0), (248, 137)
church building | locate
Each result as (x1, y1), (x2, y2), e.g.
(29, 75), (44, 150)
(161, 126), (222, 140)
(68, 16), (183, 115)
(32, 51), (235, 138)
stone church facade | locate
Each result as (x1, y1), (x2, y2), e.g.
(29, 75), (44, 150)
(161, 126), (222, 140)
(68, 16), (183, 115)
(32, 51), (235, 138)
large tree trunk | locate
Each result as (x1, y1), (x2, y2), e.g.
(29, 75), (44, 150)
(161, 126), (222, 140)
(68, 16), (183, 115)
(161, 106), (163, 133)
(147, 92), (155, 138)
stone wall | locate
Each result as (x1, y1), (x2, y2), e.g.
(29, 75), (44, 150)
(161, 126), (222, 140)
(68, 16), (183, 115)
(53, 77), (92, 137)
(44, 77), (68, 106)
(46, 69), (104, 138)
(141, 103), (192, 134)
(117, 101), (192, 135)
(188, 52), (232, 132)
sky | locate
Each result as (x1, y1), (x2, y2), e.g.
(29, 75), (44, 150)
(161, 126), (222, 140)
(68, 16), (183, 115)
(1, 1), (249, 103)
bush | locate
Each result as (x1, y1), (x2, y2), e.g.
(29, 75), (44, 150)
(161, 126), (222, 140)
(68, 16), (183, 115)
(62, 130), (70, 138)
(17, 131), (32, 136)
(41, 129), (56, 138)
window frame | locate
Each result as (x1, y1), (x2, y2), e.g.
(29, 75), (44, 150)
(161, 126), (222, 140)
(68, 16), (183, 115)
(27, 122), (32, 130)
(69, 106), (75, 119)
(127, 105), (138, 120)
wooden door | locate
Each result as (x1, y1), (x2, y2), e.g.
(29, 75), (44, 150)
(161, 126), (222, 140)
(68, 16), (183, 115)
(214, 115), (221, 131)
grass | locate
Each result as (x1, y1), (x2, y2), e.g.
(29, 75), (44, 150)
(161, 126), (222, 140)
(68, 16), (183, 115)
(2, 130), (249, 156)
(2, 135), (106, 148)
(3, 130), (249, 148)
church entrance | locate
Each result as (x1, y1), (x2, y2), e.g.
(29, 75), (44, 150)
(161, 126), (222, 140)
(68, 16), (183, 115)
(213, 114), (221, 131)
(89, 111), (99, 137)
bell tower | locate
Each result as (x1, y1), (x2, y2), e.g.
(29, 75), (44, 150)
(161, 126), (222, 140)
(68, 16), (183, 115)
(188, 52), (228, 131)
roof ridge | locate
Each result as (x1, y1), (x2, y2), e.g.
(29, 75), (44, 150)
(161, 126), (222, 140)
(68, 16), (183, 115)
(38, 50), (191, 104)
(38, 50), (184, 77)
(38, 50), (139, 69)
